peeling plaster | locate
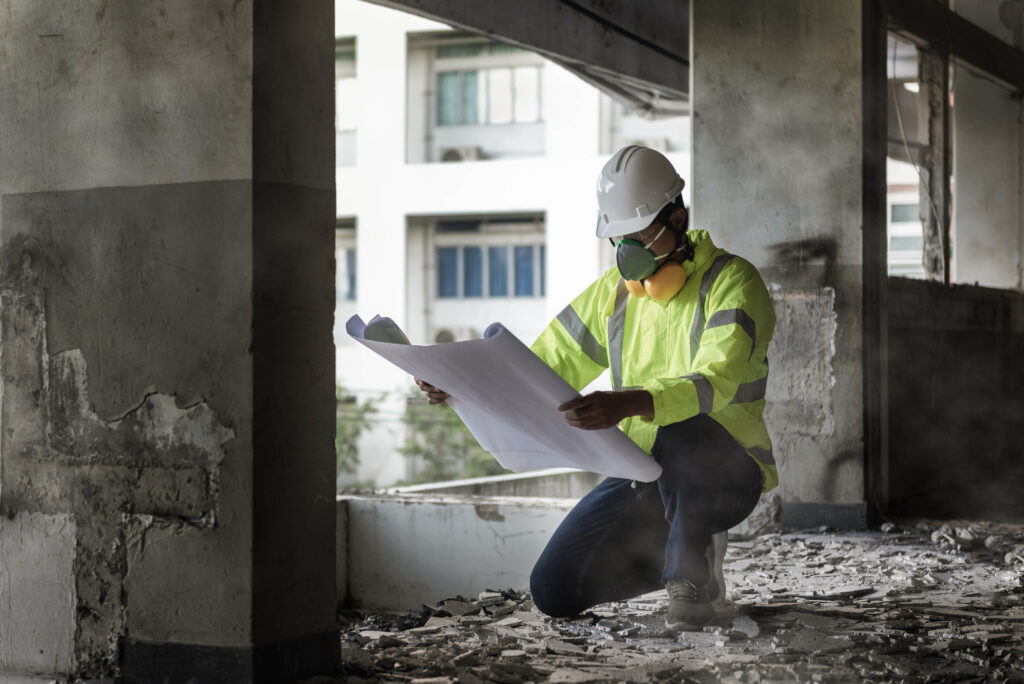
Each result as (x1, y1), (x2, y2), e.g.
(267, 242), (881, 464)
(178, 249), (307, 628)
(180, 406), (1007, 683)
(765, 287), (837, 437)
(0, 235), (234, 674)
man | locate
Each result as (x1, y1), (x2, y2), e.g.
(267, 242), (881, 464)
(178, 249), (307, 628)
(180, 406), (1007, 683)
(416, 145), (777, 629)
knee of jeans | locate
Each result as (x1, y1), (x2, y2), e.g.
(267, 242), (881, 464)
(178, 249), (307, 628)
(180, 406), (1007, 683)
(529, 564), (580, 618)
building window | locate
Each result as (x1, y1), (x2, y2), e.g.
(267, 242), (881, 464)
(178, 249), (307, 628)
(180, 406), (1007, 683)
(437, 247), (458, 298)
(514, 245), (534, 296)
(336, 220), (357, 301)
(336, 38), (357, 167)
(488, 247), (509, 297)
(891, 203), (918, 223)
(436, 244), (545, 299)
(436, 66), (543, 126)
(463, 246), (483, 297)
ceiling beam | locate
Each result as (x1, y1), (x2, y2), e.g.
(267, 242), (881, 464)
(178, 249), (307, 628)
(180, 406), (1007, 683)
(361, 0), (690, 96)
(889, 0), (1024, 92)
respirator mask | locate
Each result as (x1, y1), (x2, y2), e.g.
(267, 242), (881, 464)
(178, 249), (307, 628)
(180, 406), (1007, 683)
(615, 223), (674, 281)
(611, 203), (694, 301)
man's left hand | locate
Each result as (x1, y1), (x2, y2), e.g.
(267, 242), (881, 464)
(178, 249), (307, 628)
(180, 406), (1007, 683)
(558, 390), (653, 431)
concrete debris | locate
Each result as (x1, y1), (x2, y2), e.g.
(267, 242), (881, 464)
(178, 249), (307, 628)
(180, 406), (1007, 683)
(321, 520), (1024, 683)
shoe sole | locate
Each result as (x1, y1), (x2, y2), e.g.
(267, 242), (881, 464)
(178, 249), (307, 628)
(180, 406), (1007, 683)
(665, 616), (710, 631)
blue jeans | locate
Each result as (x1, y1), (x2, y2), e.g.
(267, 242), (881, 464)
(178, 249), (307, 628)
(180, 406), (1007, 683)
(529, 415), (763, 617)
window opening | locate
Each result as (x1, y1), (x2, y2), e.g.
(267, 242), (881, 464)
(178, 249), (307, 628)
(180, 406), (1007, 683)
(336, 37), (357, 167)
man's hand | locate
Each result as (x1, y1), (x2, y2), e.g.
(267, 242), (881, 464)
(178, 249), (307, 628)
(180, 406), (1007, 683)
(558, 390), (654, 430)
(414, 377), (451, 405)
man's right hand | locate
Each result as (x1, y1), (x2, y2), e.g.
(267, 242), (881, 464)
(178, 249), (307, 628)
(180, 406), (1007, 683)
(414, 377), (451, 405)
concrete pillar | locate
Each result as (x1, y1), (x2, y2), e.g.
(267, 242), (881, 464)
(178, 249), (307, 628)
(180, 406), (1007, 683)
(0, 1), (336, 681)
(691, 0), (870, 527)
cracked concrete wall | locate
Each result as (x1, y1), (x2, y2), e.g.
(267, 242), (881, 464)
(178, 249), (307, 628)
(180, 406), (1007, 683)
(692, 0), (867, 512)
(0, 233), (239, 674)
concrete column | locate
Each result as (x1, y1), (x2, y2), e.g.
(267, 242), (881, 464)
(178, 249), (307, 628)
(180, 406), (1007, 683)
(0, 1), (336, 680)
(691, 0), (869, 527)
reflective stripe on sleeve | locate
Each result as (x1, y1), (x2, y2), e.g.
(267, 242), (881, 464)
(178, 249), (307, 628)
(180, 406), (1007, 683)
(608, 279), (630, 391)
(681, 372), (714, 414)
(706, 308), (756, 359)
(730, 376), (767, 404)
(747, 445), (776, 465)
(556, 305), (609, 368)
(689, 254), (735, 363)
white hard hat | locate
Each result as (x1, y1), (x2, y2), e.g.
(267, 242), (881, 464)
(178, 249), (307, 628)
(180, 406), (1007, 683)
(595, 145), (685, 239)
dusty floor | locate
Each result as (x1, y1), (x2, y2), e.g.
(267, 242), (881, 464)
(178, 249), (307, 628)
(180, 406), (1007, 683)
(322, 521), (1024, 683)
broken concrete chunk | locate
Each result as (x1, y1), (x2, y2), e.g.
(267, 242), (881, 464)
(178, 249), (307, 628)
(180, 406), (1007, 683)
(544, 637), (584, 655)
(440, 599), (479, 616)
(477, 591), (504, 605)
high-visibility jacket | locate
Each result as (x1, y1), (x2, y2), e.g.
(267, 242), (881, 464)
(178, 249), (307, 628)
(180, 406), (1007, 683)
(530, 230), (778, 491)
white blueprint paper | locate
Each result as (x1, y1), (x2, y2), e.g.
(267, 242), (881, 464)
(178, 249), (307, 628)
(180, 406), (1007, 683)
(346, 315), (662, 482)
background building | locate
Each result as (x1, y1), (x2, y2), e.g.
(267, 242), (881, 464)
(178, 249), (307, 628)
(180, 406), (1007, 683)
(333, 0), (690, 488)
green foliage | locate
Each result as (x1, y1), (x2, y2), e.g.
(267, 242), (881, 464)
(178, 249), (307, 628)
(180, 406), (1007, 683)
(336, 385), (381, 476)
(398, 392), (508, 484)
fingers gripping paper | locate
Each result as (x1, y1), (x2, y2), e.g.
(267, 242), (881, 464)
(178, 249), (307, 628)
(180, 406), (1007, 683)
(346, 315), (662, 482)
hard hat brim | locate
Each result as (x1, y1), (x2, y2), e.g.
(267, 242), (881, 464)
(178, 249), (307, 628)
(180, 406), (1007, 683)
(595, 213), (659, 239)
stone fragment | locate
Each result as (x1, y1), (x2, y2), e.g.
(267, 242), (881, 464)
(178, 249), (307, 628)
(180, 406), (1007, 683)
(730, 615), (760, 638)
(377, 634), (405, 649)
(486, 605), (516, 619)
(545, 637), (584, 655)
(457, 615), (492, 625)
(440, 599), (478, 616)
(792, 585), (874, 601)
(357, 630), (391, 640)
(477, 591), (504, 605)
(547, 668), (613, 682)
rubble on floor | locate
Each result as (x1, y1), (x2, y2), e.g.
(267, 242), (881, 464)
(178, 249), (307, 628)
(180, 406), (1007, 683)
(322, 521), (1024, 683)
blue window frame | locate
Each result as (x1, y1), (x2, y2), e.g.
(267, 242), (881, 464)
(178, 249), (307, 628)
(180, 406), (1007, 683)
(463, 247), (483, 297)
(438, 247), (458, 298)
(514, 245), (534, 296)
(437, 71), (480, 126)
(488, 247), (509, 296)
(539, 244), (546, 296)
(345, 249), (357, 300)
(337, 248), (357, 301)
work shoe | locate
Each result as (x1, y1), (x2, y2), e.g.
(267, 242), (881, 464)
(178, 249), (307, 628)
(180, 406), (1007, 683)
(664, 579), (713, 629)
(706, 530), (728, 605)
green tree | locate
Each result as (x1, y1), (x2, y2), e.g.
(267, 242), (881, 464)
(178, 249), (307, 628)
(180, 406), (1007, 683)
(399, 392), (508, 484)
(336, 385), (381, 477)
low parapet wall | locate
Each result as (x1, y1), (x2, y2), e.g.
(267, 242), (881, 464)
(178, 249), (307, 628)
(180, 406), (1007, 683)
(337, 494), (574, 612)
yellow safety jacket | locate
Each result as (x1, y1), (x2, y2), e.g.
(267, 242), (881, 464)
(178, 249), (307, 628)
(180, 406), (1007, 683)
(530, 230), (778, 491)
